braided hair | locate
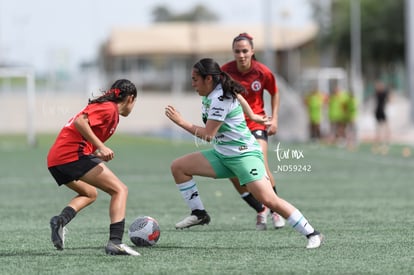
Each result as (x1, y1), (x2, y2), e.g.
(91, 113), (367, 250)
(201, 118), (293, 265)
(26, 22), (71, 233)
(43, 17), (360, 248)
(89, 79), (137, 104)
(193, 58), (246, 99)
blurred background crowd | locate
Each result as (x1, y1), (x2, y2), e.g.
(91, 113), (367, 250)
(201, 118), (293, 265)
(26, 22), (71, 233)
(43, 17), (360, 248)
(0, 0), (413, 150)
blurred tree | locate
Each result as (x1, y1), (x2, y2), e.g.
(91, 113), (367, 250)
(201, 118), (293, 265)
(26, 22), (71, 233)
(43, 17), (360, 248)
(152, 6), (172, 22)
(310, 0), (404, 75)
(152, 4), (218, 22)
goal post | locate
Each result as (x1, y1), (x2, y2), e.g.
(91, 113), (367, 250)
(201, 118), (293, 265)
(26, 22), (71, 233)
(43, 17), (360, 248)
(0, 67), (36, 147)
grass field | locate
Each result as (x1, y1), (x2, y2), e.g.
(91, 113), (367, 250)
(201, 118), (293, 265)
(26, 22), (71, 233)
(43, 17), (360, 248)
(0, 134), (413, 275)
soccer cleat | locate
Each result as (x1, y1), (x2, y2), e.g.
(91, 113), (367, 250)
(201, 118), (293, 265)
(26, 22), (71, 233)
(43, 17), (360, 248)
(175, 210), (211, 229)
(306, 231), (324, 249)
(256, 206), (270, 231)
(271, 212), (286, 229)
(105, 241), (141, 256)
(50, 216), (66, 250)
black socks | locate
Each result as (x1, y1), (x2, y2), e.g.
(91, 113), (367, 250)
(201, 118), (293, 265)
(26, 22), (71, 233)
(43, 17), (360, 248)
(60, 206), (77, 226)
(242, 193), (264, 213)
(109, 219), (125, 245)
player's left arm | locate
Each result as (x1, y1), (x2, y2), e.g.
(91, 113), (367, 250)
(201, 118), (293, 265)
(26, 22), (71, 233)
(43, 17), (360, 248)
(165, 105), (222, 142)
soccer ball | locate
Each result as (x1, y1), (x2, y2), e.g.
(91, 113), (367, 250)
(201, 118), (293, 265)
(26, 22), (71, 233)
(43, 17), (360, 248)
(128, 216), (160, 247)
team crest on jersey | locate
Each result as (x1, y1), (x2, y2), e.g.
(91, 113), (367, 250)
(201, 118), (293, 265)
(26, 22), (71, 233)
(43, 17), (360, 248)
(251, 80), (261, 92)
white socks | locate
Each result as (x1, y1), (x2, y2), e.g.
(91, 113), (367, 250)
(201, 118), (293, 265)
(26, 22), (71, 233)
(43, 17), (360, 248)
(287, 209), (315, 236)
(176, 179), (205, 211)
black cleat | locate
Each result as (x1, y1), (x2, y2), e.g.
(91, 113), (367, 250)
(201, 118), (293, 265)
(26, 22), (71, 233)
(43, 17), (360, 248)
(50, 216), (65, 250)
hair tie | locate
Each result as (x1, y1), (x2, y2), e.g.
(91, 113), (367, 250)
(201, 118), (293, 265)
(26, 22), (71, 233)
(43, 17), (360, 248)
(241, 33), (253, 40)
(236, 32), (253, 41)
(113, 88), (120, 97)
(104, 88), (121, 98)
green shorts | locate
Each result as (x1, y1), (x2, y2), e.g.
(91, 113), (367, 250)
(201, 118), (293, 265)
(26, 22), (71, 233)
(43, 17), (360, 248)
(201, 149), (266, 185)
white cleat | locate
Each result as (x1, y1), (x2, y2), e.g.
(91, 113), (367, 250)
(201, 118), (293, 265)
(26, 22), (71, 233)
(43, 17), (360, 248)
(175, 212), (211, 229)
(306, 232), (324, 249)
(256, 206), (270, 231)
(105, 241), (141, 256)
(271, 212), (286, 229)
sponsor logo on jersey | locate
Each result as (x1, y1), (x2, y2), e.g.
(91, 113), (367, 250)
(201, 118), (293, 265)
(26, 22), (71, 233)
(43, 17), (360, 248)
(212, 107), (224, 112)
(211, 106), (224, 117)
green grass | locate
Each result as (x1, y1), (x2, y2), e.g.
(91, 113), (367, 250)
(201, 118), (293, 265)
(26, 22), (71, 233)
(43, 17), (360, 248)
(0, 134), (413, 274)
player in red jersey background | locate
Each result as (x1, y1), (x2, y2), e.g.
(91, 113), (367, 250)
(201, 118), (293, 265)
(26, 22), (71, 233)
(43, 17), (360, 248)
(222, 33), (285, 230)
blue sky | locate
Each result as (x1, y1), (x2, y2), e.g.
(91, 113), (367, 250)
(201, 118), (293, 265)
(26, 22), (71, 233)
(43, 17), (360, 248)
(0, 0), (313, 73)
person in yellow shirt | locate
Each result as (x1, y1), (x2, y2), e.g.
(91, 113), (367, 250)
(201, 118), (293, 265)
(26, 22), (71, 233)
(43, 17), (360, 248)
(304, 88), (326, 141)
(328, 86), (349, 145)
(344, 91), (358, 150)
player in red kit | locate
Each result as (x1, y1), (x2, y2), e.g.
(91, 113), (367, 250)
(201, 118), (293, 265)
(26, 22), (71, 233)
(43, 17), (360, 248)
(222, 33), (285, 230)
(47, 79), (140, 256)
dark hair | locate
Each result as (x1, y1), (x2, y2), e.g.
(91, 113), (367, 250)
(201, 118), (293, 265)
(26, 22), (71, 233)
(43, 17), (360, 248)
(232, 32), (257, 60)
(89, 79), (137, 104)
(193, 58), (246, 99)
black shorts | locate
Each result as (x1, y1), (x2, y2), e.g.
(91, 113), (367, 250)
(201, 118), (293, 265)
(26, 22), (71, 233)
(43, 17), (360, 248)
(48, 155), (102, 186)
(251, 129), (268, 141)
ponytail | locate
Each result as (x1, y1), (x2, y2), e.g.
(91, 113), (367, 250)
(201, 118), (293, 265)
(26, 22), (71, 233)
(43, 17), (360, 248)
(89, 79), (137, 104)
(220, 71), (246, 99)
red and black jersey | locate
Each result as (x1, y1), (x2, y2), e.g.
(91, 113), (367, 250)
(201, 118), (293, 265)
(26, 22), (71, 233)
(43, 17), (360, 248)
(221, 59), (278, 131)
(47, 101), (119, 167)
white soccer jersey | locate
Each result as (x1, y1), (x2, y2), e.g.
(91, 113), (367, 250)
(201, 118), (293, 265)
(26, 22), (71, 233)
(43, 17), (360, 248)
(201, 84), (261, 156)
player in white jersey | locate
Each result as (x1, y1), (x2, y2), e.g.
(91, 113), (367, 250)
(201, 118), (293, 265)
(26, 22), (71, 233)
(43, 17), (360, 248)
(164, 58), (323, 249)
(201, 86), (261, 156)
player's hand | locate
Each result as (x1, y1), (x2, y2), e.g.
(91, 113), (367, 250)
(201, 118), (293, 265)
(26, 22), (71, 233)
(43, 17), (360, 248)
(251, 114), (272, 126)
(267, 118), (278, 136)
(95, 146), (114, 162)
(165, 105), (183, 125)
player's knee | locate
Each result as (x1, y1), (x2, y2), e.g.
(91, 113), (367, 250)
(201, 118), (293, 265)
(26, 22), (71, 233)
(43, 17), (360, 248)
(117, 183), (128, 198)
(79, 187), (98, 205)
(170, 159), (184, 178)
(89, 188), (98, 202)
(107, 182), (128, 198)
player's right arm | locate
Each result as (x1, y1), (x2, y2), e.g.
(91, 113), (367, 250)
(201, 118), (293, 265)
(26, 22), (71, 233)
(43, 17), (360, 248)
(73, 114), (114, 161)
(236, 94), (270, 125)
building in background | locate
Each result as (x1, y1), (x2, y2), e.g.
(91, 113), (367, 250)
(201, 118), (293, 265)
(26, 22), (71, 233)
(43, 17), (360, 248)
(99, 22), (318, 90)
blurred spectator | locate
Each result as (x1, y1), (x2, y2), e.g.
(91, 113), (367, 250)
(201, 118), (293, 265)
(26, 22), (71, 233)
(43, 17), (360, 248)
(304, 88), (326, 141)
(373, 80), (390, 154)
(328, 86), (349, 145)
(344, 91), (358, 150)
